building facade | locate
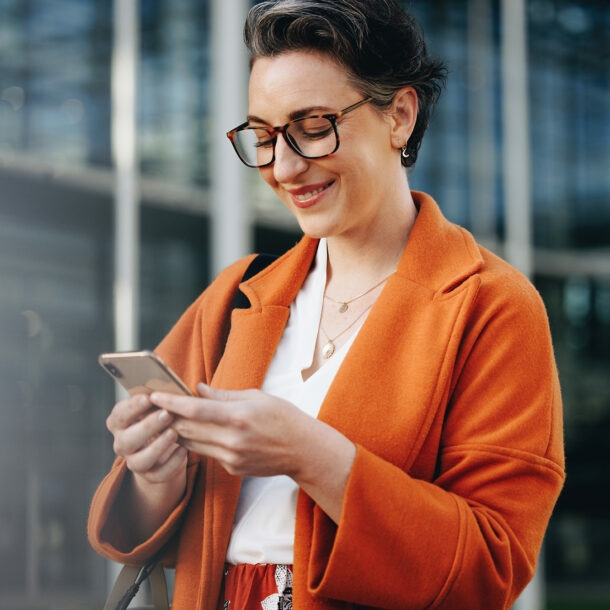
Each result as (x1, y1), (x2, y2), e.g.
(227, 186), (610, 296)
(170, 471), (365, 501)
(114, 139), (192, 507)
(0, 0), (608, 607)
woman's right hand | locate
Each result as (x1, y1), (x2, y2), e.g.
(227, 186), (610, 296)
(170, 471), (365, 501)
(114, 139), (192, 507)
(107, 393), (188, 484)
(105, 394), (188, 546)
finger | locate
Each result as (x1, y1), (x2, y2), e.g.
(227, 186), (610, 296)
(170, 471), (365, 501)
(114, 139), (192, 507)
(177, 435), (234, 467)
(125, 426), (183, 474)
(171, 414), (227, 446)
(145, 445), (189, 482)
(196, 383), (258, 402)
(106, 394), (154, 433)
(114, 408), (176, 457)
(150, 392), (231, 425)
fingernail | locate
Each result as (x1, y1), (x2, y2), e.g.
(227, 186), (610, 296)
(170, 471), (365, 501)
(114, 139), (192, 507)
(158, 409), (171, 424)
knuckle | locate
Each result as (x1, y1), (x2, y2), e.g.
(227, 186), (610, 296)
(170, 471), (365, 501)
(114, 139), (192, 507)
(228, 410), (249, 431)
(112, 438), (122, 456)
(222, 457), (242, 477)
(172, 419), (190, 437)
(182, 404), (199, 420)
(223, 433), (249, 464)
(113, 434), (132, 458)
(217, 389), (231, 402)
(124, 455), (143, 474)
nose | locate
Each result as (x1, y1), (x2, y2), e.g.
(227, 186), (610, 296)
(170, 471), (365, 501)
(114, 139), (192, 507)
(272, 134), (308, 183)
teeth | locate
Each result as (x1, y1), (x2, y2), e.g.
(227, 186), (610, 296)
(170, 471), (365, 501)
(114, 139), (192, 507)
(294, 185), (326, 201)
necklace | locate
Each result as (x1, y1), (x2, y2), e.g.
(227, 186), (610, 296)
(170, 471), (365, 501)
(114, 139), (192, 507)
(324, 272), (393, 314)
(319, 303), (374, 359)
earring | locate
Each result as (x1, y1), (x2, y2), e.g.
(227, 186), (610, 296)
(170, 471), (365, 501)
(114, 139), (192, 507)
(401, 145), (410, 159)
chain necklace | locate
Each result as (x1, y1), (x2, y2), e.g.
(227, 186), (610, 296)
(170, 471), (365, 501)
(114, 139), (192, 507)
(324, 272), (393, 314)
(319, 303), (374, 359)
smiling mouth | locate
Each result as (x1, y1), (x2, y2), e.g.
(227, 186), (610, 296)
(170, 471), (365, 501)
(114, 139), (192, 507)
(292, 182), (333, 202)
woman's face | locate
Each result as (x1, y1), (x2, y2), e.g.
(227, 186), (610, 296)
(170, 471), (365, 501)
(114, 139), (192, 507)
(248, 51), (411, 241)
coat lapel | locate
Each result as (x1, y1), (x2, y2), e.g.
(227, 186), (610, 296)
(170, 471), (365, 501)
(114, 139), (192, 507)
(318, 192), (484, 472)
(211, 236), (318, 390)
(200, 237), (317, 604)
(318, 273), (481, 472)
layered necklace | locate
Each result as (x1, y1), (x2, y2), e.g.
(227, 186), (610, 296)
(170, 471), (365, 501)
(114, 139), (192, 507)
(324, 273), (393, 314)
(320, 272), (393, 359)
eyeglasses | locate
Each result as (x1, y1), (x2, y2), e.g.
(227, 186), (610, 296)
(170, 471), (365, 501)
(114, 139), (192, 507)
(226, 97), (372, 168)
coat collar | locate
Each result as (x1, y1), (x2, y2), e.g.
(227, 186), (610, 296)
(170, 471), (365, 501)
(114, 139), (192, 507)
(396, 191), (483, 293)
(214, 191), (484, 395)
(239, 191), (484, 307)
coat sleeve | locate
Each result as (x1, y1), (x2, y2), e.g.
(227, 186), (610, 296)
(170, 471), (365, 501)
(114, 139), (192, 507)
(301, 265), (565, 610)
(87, 453), (201, 566)
(87, 256), (256, 565)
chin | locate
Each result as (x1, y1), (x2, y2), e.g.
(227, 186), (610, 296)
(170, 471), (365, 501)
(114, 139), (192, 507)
(294, 216), (337, 240)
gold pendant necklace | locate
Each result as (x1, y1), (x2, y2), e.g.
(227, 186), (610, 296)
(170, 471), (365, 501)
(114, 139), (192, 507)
(324, 272), (393, 314)
(320, 303), (374, 359)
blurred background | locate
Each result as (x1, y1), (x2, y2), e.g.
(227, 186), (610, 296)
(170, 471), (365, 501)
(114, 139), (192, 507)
(0, 0), (608, 608)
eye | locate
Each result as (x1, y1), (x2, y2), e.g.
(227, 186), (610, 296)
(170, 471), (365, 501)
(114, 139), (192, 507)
(251, 127), (275, 149)
(293, 117), (334, 140)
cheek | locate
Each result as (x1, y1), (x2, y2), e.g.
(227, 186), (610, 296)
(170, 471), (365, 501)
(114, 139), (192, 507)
(258, 167), (293, 211)
(259, 167), (277, 189)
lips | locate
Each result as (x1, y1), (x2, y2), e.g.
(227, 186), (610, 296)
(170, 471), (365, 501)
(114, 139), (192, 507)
(287, 181), (334, 208)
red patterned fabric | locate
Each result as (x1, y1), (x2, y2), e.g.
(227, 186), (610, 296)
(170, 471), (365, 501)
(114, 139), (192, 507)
(222, 564), (293, 610)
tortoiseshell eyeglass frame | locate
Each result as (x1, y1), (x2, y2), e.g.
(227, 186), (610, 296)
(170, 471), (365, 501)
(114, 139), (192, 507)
(226, 97), (373, 168)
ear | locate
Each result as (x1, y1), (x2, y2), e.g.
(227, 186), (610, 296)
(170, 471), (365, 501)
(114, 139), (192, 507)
(388, 87), (418, 150)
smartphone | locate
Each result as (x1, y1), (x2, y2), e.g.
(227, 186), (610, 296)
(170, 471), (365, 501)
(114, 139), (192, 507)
(98, 350), (193, 396)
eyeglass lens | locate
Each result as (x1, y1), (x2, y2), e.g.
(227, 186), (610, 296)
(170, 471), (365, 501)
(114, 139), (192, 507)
(233, 116), (337, 167)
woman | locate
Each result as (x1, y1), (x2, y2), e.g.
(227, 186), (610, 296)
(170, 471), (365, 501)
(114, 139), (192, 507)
(88, 1), (565, 608)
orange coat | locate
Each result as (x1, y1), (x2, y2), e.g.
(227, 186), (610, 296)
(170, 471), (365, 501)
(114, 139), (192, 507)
(88, 192), (565, 609)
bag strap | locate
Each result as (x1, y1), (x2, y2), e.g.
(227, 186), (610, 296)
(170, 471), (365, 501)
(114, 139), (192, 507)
(103, 563), (169, 610)
(232, 253), (279, 310)
(104, 253), (279, 610)
(223, 252), (278, 349)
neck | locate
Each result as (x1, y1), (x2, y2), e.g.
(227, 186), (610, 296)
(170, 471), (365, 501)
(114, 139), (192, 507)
(325, 193), (417, 285)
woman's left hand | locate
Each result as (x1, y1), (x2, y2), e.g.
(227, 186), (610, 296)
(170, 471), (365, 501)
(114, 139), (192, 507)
(150, 383), (322, 478)
(149, 382), (356, 523)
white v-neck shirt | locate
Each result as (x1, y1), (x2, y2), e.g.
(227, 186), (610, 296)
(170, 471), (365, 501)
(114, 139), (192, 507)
(225, 240), (363, 565)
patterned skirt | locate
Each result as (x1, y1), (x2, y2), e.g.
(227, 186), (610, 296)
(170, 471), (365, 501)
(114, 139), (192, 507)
(222, 564), (293, 610)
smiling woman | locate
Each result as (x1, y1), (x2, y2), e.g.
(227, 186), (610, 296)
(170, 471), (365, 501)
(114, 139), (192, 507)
(88, 1), (565, 609)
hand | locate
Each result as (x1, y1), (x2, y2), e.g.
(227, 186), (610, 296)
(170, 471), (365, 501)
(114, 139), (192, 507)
(105, 394), (189, 546)
(150, 383), (309, 478)
(106, 393), (188, 484)
(151, 383), (357, 524)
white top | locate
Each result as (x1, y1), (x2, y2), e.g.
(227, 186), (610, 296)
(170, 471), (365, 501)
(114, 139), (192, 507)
(225, 240), (363, 565)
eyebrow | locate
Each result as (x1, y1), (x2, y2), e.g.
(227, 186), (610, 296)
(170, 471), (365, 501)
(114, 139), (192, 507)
(247, 105), (334, 126)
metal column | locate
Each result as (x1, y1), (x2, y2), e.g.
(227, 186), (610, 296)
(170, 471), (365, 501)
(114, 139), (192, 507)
(112, 0), (140, 353)
(501, 1), (542, 608)
(467, 0), (497, 249)
(110, 0), (141, 599)
(210, 0), (251, 276)
(501, 0), (533, 279)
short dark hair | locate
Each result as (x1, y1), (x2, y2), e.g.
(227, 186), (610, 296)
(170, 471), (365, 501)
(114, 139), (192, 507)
(244, 0), (447, 167)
